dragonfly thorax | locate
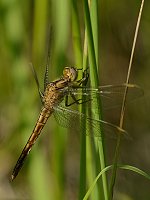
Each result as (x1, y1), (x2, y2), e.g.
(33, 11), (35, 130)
(63, 67), (78, 81)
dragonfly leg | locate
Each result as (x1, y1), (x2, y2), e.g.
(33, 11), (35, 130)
(30, 62), (44, 105)
(65, 93), (91, 107)
(74, 68), (89, 85)
(66, 68), (90, 107)
(79, 70), (89, 86)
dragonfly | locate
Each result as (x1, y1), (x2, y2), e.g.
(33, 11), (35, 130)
(10, 44), (143, 183)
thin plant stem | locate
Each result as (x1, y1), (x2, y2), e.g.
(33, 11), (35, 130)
(109, 1), (145, 199)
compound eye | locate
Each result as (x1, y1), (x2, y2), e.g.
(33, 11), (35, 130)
(63, 67), (70, 76)
(63, 67), (78, 81)
(70, 67), (78, 81)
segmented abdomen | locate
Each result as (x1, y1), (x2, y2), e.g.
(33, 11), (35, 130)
(10, 106), (52, 182)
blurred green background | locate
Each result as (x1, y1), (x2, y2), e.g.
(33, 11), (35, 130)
(0, 0), (150, 199)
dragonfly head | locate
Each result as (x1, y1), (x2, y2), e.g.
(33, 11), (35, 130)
(63, 67), (78, 81)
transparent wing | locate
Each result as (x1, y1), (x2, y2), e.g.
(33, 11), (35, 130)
(66, 84), (143, 109)
(53, 104), (132, 140)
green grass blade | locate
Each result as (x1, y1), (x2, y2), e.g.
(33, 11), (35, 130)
(71, 0), (83, 68)
(84, 166), (111, 200)
(90, 0), (98, 66)
(71, 1), (87, 199)
(118, 164), (150, 180)
(50, 1), (70, 199)
(84, 164), (150, 200)
(83, 0), (108, 199)
(30, 1), (53, 199)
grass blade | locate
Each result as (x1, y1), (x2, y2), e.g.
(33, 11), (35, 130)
(83, 0), (109, 199)
(109, 1), (145, 199)
(84, 164), (150, 200)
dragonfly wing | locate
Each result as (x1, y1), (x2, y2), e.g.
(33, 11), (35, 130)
(97, 84), (144, 108)
(53, 104), (132, 140)
(67, 84), (144, 109)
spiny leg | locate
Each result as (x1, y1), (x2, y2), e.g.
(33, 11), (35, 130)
(44, 27), (52, 91)
(65, 68), (90, 107)
(30, 28), (52, 104)
(65, 93), (91, 107)
(75, 67), (89, 85)
(30, 62), (44, 105)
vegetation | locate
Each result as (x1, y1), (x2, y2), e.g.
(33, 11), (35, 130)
(0, 0), (149, 200)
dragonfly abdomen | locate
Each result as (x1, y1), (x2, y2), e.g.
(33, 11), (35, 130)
(10, 106), (52, 182)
